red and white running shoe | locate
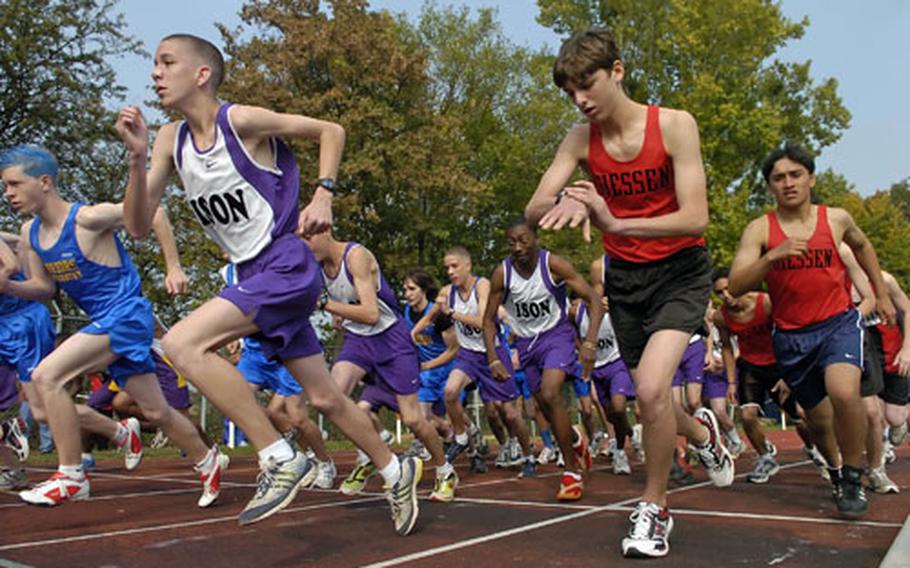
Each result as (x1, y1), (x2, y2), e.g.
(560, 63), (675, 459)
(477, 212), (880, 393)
(118, 418), (143, 471)
(196, 446), (230, 508)
(19, 472), (90, 506)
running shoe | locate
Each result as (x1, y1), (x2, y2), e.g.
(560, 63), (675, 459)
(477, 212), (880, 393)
(884, 442), (897, 465)
(469, 424), (489, 456)
(429, 469), (458, 502)
(469, 454), (487, 474)
(605, 438), (617, 464)
(765, 439), (778, 458)
(621, 501), (674, 558)
(745, 454), (780, 484)
(196, 446), (230, 508)
(726, 437), (746, 460)
(118, 418), (143, 471)
(445, 440), (469, 464)
(669, 452), (695, 486)
(2, 417), (29, 462)
(803, 445), (831, 481)
(888, 422), (908, 446)
(555, 449), (565, 468)
(0, 468), (28, 490)
(612, 448), (632, 475)
(835, 465), (867, 517)
(403, 439), (432, 461)
(572, 425), (592, 471)
(690, 408), (734, 487)
(313, 459), (337, 489)
(149, 429), (170, 449)
(494, 445), (510, 468)
(19, 471), (89, 506)
(385, 456), (422, 536)
(556, 471), (583, 501)
(869, 466), (899, 494)
(508, 438), (524, 467)
(631, 425), (646, 464)
(518, 458), (536, 479)
(591, 430), (607, 457)
(81, 453), (96, 472)
(537, 446), (557, 465)
(340, 462), (377, 496)
(238, 451), (311, 525)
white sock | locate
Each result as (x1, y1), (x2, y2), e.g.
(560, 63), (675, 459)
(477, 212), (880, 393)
(379, 457), (402, 487)
(356, 448), (371, 466)
(59, 464), (85, 480)
(81, 452), (93, 461)
(455, 432), (469, 445)
(258, 439), (295, 464)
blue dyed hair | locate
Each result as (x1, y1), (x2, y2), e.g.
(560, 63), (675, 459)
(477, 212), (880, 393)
(0, 145), (59, 182)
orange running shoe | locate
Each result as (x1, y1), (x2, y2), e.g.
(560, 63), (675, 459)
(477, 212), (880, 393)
(556, 471), (584, 501)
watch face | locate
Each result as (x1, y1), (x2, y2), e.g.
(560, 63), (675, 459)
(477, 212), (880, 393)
(317, 178), (336, 191)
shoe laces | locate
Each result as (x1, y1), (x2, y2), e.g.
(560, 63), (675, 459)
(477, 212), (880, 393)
(628, 503), (662, 539)
(254, 458), (281, 499)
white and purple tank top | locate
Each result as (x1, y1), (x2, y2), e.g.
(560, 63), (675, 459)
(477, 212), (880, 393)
(173, 103), (300, 263)
(323, 242), (400, 336)
(450, 279), (488, 353)
(502, 249), (567, 339)
(575, 302), (621, 367)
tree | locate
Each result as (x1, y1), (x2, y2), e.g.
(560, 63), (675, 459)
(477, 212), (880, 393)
(0, 0), (193, 328)
(535, 0), (851, 265)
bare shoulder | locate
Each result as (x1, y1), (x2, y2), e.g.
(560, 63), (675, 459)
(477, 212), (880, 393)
(19, 220), (34, 240)
(563, 122), (591, 157)
(743, 214), (770, 243)
(658, 108), (699, 152)
(153, 121), (180, 150)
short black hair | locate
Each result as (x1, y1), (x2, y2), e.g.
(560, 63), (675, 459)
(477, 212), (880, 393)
(162, 33), (225, 90)
(712, 267), (729, 283)
(761, 143), (815, 183)
(506, 215), (536, 235)
(405, 268), (439, 300)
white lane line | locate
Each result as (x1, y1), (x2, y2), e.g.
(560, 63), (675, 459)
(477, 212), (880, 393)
(0, 497), (383, 552)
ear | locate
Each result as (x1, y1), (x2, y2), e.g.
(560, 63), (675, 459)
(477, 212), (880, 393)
(39, 174), (54, 193)
(196, 64), (213, 89)
(611, 59), (625, 83)
(808, 173), (817, 188)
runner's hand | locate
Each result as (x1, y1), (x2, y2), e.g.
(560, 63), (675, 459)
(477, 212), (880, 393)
(726, 383), (738, 406)
(165, 266), (189, 295)
(489, 359), (510, 382)
(115, 106), (149, 158)
(297, 191), (333, 238)
(771, 379), (791, 404)
(893, 346), (910, 378)
(539, 189), (592, 242)
(877, 294), (897, 326)
(765, 237), (809, 263)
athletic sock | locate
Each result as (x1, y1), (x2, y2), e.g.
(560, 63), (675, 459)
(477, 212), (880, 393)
(455, 432), (469, 446)
(540, 429), (554, 449)
(437, 461), (455, 478)
(725, 427), (743, 445)
(355, 448), (371, 466)
(59, 464), (85, 480)
(258, 438), (295, 464)
(112, 422), (129, 446)
(379, 457), (402, 487)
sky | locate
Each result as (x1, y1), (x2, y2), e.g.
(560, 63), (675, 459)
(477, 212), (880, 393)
(113, 0), (909, 196)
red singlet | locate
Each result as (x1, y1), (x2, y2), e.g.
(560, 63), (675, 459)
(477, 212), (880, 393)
(587, 105), (706, 263)
(721, 292), (776, 366)
(765, 206), (852, 330)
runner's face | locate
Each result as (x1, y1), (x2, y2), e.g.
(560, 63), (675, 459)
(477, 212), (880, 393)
(562, 65), (623, 123)
(1, 166), (48, 216)
(403, 278), (425, 307)
(768, 158), (815, 209)
(507, 225), (537, 266)
(152, 39), (203, 109)
(712, 277), (739, 309)
(444, 254), (470, 286)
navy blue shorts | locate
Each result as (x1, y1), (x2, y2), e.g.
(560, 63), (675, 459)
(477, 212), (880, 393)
(772, 309), (863, 411)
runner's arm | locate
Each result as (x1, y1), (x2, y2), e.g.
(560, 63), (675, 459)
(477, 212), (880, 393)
(322, 247), (380, 325)
(151, 207), (188, 295)
(0, 222), (56, 300)
(729, 217), (774, 297)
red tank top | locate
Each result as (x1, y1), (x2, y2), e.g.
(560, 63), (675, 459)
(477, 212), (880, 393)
(587, 105), (706, 263)
(876, 323), (903, 374)
(721, 293), (776, 366)
(765, 206), (852, 330)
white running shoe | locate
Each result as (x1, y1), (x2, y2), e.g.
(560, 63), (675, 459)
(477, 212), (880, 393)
(612, 448), (632, 475)
(313, 459), (337, 490)
(690, 408), (734, 487)
(20, 471), (90, 506)
(869, 466), (899, 494)
(196, 446), (230, 508)
(2, 417), (29, 462)
(631, 424), (646, 463)
(537, 446), (556, 465)
(118, 418), (143, 471)
(622, 501), (673, 558)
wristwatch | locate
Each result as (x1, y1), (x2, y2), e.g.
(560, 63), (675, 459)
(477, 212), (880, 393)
(315, 178), (337, 194)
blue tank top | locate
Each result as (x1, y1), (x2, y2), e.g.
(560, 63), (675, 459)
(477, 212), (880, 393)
(404, 302), (447, 363)
(29, 203), (143, 319)
(0, 273), (29, 315)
